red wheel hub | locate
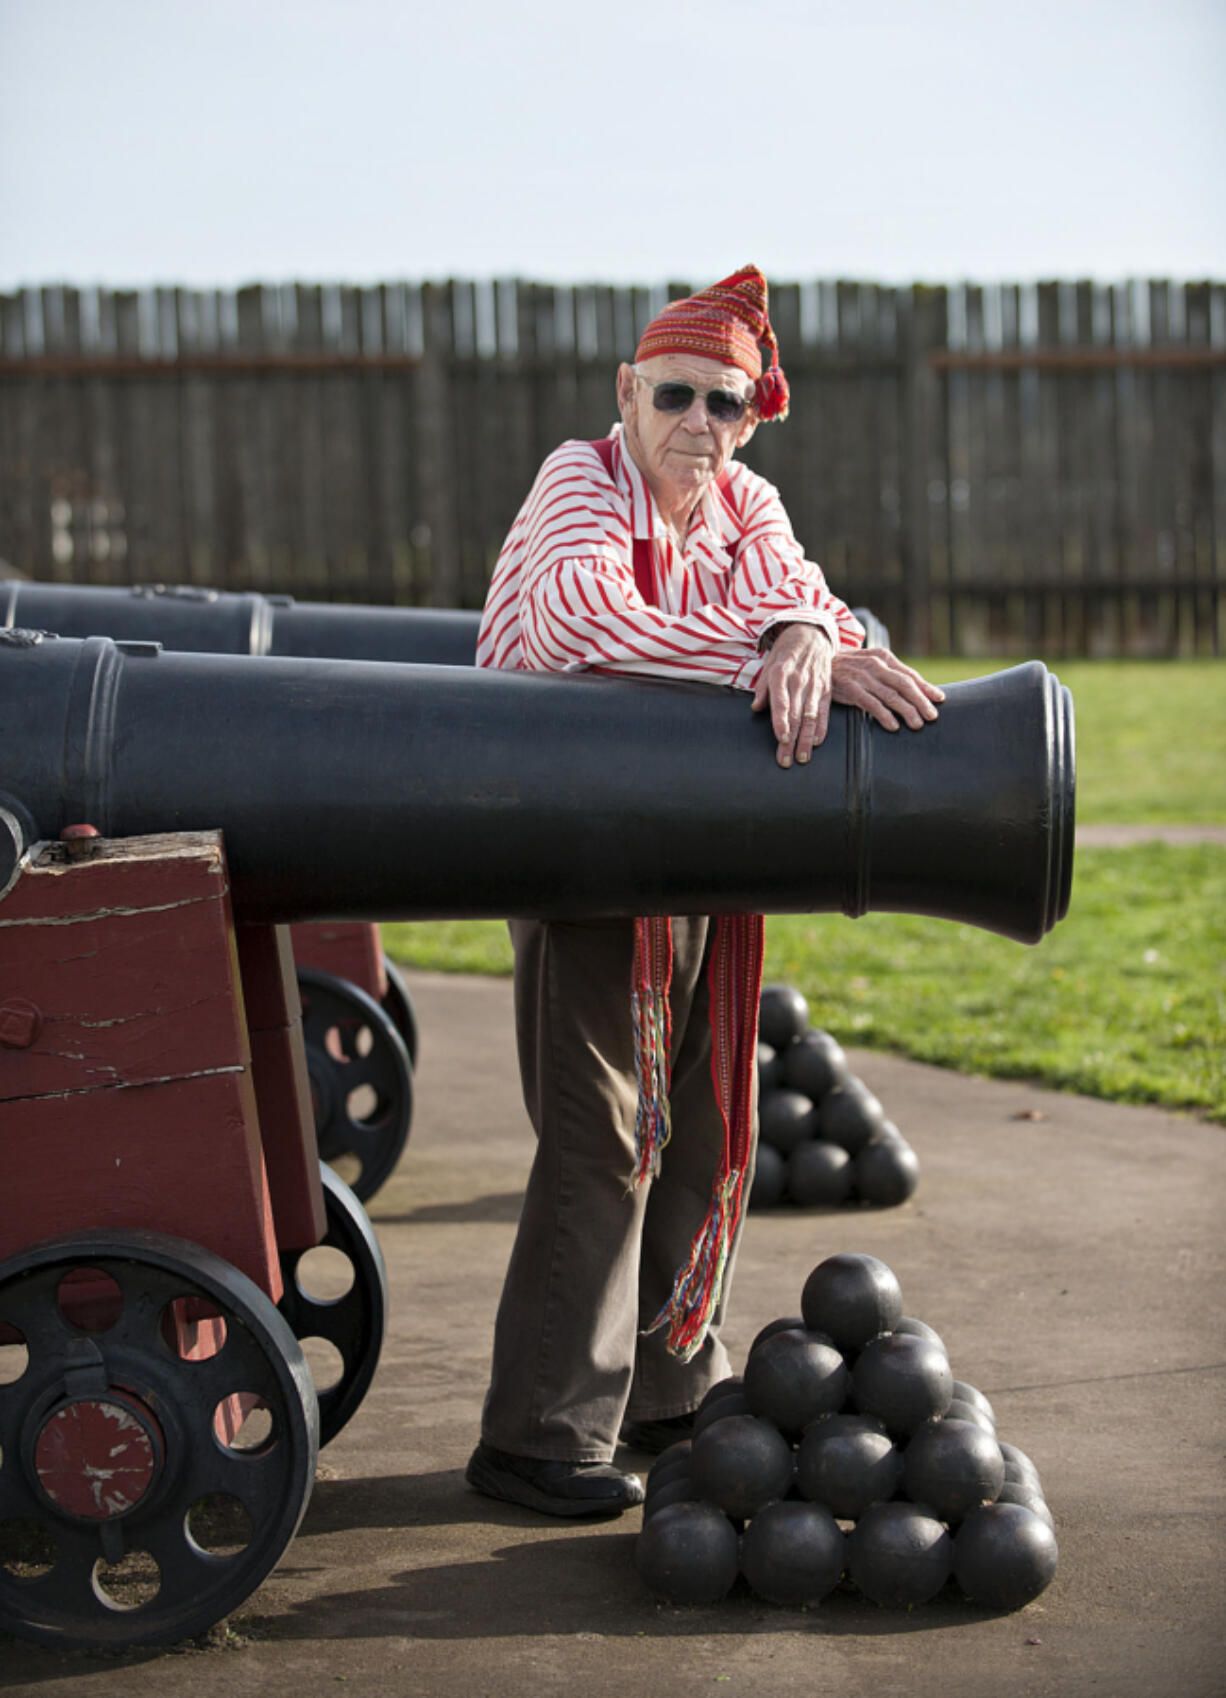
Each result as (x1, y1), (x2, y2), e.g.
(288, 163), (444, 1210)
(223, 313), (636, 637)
(33, 1392), (163, 1519)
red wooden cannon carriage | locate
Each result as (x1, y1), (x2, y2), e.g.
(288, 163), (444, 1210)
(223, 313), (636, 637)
(0, 827), (388, 1648)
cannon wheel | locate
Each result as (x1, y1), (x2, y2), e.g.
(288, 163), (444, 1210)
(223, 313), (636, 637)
(0, 1231), (317, 1650)
(277, 1165), (388, 1448)
(297, 967), (414, 1203)
(380, 954), (419, 1068)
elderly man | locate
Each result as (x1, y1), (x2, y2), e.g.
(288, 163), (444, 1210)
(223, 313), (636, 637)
(466, 266), (943, 1518)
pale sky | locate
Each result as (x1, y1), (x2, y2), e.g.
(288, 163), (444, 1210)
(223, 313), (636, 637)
(2, 0), (1224, 289)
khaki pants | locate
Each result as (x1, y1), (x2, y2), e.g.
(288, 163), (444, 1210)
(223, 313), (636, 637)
(480, 916), (753, 1462)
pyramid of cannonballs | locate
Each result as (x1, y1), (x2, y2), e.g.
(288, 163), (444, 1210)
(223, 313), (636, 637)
(753, 984), (920, 1211)
(635, 1253), (1058, 1613)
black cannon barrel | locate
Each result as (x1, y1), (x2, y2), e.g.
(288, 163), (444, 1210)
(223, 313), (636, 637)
(2, 581), (480, 666)
(2, 580), (889, 665)
(0, 632), (1073, 943)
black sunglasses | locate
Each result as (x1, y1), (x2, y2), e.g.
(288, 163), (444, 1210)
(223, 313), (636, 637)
(633, 368), (754, 425)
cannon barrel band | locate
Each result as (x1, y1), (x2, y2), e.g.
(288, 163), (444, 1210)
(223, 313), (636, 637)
(0, 631), (1074, 943)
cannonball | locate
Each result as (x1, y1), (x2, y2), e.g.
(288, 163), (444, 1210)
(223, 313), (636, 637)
(758, 983), (811, 1051)
(635, 1500), (741, 1605)
(870, 1117), (907, 1144)
(646, 1442), (693, 1497)
(749, 1140), (787, 1209)
(800, 1252), (904, 1353)
(748, 1315), (807, 1356)
(854, 1136), (921, 1207)
(1003, 1460), (1042, 1493)
(996, 1481), (1055, 1529)
(743, 1328), (849, 1437)
(693, 1388), (749, 1435)
(951, 1382), (996, 1425)
(998, 1442), (1042, 1490)
(796, 1412), (903, 1520)
(953, 1502), (1059, 1610)
(902, 1419), (1005, 1524)
(847, 1501), (954, 1608)
(642, 1475), (698, 1518)
(759, 1088), (818, 1157)
(689, 1414), (795, 1521)
(787, 1139), (854, 1207)
(945, 1398), (996, 1434)
(815, 1081), (887, 1154)
(893, 1315), (948, 1354)
(852, 1333), (954, 1436)
(697, 1375), (743, 1412)
(739, 1499), (845, 1607)
(781, 1029), (849, 1103)
(757, 1042), (783, 1095)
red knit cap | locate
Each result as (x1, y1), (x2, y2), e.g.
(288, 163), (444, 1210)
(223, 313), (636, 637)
(634, 263), (790, 422)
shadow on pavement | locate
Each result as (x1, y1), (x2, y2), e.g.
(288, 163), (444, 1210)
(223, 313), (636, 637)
(268, 1542), (990, 1645)
(286, 1473), (993, 1644)
(370, 1192), (525, 1226)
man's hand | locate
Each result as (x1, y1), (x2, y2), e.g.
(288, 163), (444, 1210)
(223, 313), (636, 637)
(751, 625), (945, 768)
(750, 624), (835, 767)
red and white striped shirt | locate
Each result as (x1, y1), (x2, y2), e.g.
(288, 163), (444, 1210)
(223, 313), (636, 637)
(476, 427), (864, 683)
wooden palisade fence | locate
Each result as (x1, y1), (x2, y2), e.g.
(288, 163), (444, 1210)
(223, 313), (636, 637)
(1, 278), (1223, 655)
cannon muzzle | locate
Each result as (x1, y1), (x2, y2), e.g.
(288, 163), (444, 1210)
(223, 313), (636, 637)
(0, 632), (1073, 942)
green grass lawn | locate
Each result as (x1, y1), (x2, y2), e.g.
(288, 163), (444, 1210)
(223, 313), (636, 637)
(383, 658), (1226, 1122)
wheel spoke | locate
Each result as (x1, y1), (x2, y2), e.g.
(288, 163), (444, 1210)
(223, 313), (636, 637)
(167, 1338), (285, 1418)
(1, 1520), (116, 1633)
(333, 1058), (382, 1099)
(0, 1266), (83, 1360)
(290, 1283), (366, 1351)
(338, 1111), (393, 1165)
(0, 1478), (27, 1519)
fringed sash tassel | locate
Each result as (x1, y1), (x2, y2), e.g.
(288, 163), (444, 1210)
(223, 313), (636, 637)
(631, 915), (674, 1187)
(648, 1166), (746, 1363)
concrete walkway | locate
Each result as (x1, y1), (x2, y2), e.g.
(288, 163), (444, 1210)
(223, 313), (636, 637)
(1075, 824), (1226, 846)
(3, 969), (1223, 1698)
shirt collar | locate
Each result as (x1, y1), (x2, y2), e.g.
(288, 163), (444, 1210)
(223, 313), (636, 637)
(608, 423), (657, 541)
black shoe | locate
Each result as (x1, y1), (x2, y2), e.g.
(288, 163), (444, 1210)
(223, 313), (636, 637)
(619, 1413), (696, 1455)
(465, 1442), (645, 1518)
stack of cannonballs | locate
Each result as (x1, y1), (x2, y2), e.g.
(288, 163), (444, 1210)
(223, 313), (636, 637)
(753, 983), (920, 1211)
(636, 1252), (1057, 1614)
